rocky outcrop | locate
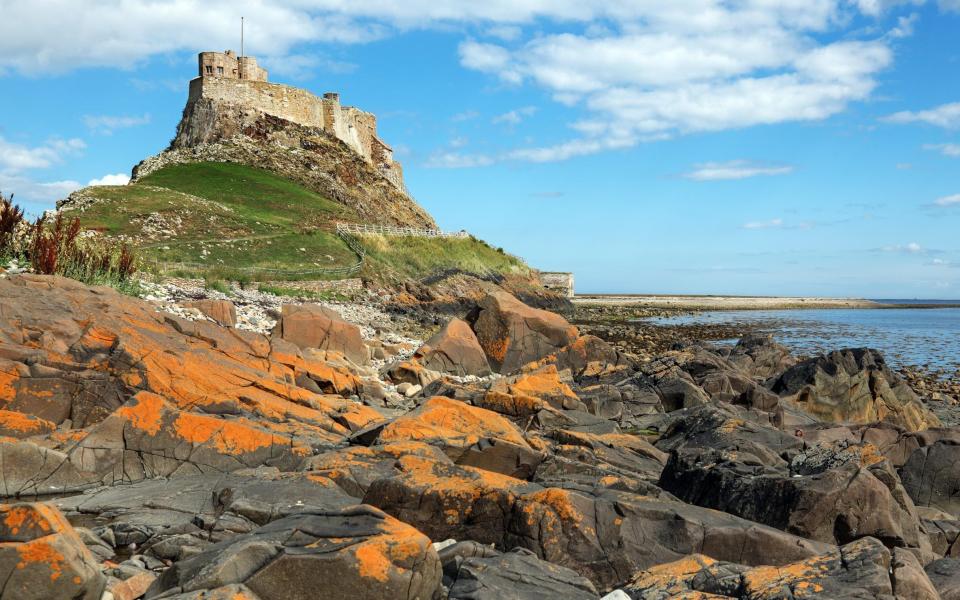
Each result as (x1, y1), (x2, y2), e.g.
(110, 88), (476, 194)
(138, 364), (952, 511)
(468, 291), (579, 374)
(182, 299), (237, 327)
(413, 318), (491, 377)
(272, 303), (368, 365)
(148, 505), (441, 600)
(624, 537), (936, 599)
(772, 348), (939, 430)
(444, 546), (599, 600)
(0, 503), (106, 600)
(133, 105), (436, 228)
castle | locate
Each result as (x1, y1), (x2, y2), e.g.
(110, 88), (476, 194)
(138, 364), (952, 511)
(188, 50), (405, 191)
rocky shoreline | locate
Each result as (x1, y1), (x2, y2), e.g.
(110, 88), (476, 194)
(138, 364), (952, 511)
(3, 273), (960, 599)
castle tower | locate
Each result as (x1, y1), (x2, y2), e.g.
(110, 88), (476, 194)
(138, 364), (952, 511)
(198, 50), (267, 82)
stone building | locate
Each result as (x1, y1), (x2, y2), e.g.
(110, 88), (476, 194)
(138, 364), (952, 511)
(539, 272), (575, 297)
(187, 50), (404, 191)
(198, 50), (268, 82)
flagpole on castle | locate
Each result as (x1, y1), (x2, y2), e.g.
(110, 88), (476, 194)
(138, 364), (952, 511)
(241, 16), (244, 57)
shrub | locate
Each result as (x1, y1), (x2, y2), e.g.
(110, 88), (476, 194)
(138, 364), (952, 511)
(29, 212), (138, 284)
(0, 191), (25, 259)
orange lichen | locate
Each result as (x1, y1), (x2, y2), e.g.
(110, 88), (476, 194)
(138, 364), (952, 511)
(116, 392), (165, 435)
(172, 412), (279, 455)
(16, 538), (66, 581)
(0, 410), (55, 436)
(379, 397), (528, 448)
(485, 335), (510, 363)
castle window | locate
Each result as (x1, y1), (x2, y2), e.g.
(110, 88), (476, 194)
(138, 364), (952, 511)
(205, 65), (213, 74)
(217, 66), (224, 76)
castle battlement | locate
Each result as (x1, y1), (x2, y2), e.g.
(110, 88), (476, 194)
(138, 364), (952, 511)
(186, 51), (404, 192)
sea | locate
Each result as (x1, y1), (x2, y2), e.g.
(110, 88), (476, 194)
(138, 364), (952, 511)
(646, 301), (960, 372)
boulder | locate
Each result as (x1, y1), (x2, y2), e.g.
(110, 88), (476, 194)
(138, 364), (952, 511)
(771, 348), (939, 431)
(479, 365), (584, 417)
(445, 547), (598, 600)
(364, 456), (831, 590)
(926, 557), (960, 599)
(625, 537), (935, 599)
(0, 410), (56, 438)
(376, 397), (542, 478)
(659, 442), (927, 548)
(467, 291), (579, 374)
(901, 440), (960, 514)
(148, 505), (441, 600)
(182, 299), (237, 327)
(414, 318), (491, 377)
(0, 503), (106, 600)
(272, 303), (367, 365)
(722, 333), (796, 380)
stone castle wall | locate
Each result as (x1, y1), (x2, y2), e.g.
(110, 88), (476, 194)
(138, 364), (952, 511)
(187, 77), (405, 192)
(539, 272), (575, 297)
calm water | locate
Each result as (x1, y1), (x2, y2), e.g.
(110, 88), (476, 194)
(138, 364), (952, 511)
(648, 305), (960, 372)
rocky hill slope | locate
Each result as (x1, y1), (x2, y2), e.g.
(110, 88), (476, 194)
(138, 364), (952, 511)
(0, 273), (958, 599)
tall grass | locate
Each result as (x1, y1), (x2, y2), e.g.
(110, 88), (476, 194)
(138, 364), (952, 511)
(0, 191), (25, 260)
(29, 212), (139, 285)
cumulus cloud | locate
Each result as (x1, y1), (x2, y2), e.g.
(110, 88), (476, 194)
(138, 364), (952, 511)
(883, 102), (960, 129)
(83, 114), (151, 135)
(923, 143), (960, 157)
(684, 160), (794, 181)
(934, 194), (960, 207)
(0, 137), (85, 172)
(88, 173), (131, 186)
(492, 106), (537, 125)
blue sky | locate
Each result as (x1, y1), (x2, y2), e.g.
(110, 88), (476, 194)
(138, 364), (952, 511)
(1, 1), (959, 297)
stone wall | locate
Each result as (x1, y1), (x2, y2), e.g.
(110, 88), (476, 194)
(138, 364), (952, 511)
(539, 272), (575, 297)
(188, 77), (404, 192)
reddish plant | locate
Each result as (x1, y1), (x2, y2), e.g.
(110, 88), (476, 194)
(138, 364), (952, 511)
(0, 191), (25, 257)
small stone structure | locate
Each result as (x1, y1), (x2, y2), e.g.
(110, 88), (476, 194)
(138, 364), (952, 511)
(539, 272), (575, 297)
(188, 50), (405, 191)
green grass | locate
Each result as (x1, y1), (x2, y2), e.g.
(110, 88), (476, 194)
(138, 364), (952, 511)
(76, 162), (359, 279)
(358, 234), (528, 283)
(257, 284), (355, 302)
(74, 161), (529, 285)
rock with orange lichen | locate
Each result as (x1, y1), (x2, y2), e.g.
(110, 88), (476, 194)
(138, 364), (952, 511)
(480, 365), (585, 417)
(0, 503), (106, 600)
(148, 505), (441, 600)
(0, 275), (380, 446)
(533, 429), (669, 489)
(0, 410), (55, 439)
(467, 291), (579, 374)
(271, 303), (368, 365)
(376, 396), (543, 478)
(413, 318), (491, 377)
(445, 547), (599, 600)
(67, 391), (314, 484)
(623, 537), (934, 599)
(156, 584), (263, 599)
(387, 359), (444, 388)
(304, 441), (453, 498)
(526, 334), (637, 385)
(364, 456), (830, 590)
(623, 554), (748, 599)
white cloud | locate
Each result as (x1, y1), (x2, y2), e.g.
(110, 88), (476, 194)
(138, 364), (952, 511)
(88, 173), (131, 186)
(424, 151), (494, 169)
(684, 160), (794, 181)
(742, 218), (784, 230)
(83, 114), (151, 135)
(451, 110), (479, 122)
(492, 106), (537, 125)
(0, 174), (81, 206)
(934, 194), (960, 207)
(940, 0), (960, 11)
(923, 143), (960, 157)
(882, 242), (926, 253)
(0, 137), (85, 172)
(883, 102), (960, 129)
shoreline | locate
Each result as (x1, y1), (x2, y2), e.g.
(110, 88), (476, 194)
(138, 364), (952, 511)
(573, 295), (960, 311)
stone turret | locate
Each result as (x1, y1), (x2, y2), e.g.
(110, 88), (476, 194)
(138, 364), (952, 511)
(198, 50), (268, 82)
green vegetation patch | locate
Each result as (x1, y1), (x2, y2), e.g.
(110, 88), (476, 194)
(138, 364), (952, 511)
(358, 234), (529, 283)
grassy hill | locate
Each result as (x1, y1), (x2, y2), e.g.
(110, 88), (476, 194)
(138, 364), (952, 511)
(69, 161), (528, 283)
